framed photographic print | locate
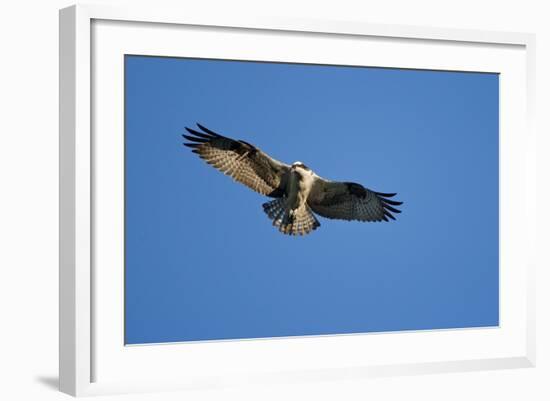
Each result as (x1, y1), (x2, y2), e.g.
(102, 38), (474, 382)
(59, 4), (536, 397)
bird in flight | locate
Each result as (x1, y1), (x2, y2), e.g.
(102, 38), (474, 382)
(183, 124), (403, 236)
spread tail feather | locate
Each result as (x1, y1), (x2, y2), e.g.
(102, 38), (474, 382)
(262, 199), (320, 236)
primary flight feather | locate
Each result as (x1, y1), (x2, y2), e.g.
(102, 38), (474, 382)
(183, 123), (403, 236)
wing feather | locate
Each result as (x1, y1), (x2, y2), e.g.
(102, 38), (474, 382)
(183, 124), (290, 197)
(308, 179), (403, 222)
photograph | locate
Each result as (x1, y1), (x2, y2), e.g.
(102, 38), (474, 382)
(124, 55), (499, 345)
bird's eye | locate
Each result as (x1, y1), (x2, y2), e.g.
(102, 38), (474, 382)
(300, 163), (309, 170)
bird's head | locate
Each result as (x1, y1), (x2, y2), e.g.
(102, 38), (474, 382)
(291, 162), (314, 177)
(292, 161), (308, 170)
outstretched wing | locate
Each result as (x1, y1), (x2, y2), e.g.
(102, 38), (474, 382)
(308, 178), (403, 222)
(183, 123), (290, 197)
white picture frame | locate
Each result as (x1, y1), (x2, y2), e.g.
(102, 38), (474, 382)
(59, 3), (536, 397)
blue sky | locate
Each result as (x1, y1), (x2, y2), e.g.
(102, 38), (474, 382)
(124, 55), (499, 344)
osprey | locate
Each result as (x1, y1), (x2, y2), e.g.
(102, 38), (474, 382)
(183, 124), (403, 236)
